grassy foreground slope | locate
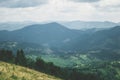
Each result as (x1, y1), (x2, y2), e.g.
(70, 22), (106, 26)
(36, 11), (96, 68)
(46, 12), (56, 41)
(0, 61), (62, 80)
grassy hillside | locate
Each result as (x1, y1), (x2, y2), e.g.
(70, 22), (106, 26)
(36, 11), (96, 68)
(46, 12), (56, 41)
(0, 61), (62, 80)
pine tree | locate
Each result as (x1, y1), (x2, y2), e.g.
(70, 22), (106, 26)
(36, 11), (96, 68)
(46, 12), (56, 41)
(15, 49), (27, 66)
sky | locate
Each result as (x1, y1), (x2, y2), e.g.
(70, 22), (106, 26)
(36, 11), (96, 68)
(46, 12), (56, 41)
(0, 0), (120, 22)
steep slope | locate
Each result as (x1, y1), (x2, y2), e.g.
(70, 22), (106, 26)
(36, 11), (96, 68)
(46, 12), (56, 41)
(0, 61), (62, 80)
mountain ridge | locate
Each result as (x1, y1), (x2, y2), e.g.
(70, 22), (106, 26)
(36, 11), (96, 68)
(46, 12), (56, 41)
(0, 22), (120, 55)
(60, 21), (119, 30)
(0, 22), (80, 47)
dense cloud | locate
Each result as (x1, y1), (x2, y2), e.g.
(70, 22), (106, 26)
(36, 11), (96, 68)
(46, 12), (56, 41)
(0, 0), (120, 22)
(70, 0), (100, 3)
(94, 0), (120, 11)
(0, 0), (48, 8)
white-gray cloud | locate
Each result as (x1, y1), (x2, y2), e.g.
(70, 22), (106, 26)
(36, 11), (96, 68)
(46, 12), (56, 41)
(93, 0), (120, 12)
(70, 0), (100, 3)
(0, 0), (48, 8)
(0, 0), (120, 22)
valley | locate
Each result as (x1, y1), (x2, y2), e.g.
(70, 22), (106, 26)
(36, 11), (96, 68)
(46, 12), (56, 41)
(0, 22), (120, 80)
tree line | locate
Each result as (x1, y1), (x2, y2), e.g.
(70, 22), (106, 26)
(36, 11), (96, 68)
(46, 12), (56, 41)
(0, 49), (102, 80)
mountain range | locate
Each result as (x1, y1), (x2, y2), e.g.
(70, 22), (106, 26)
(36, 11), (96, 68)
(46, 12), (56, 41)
(60, 21), (120, 30)
(0, 21), (119, 31)
(0, 22), (80, 47)
(0, 22), (120, 67)
(0, 22), (120, 51)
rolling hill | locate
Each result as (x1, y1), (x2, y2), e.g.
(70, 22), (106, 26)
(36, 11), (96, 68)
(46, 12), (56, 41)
(0, 61), (62, 80)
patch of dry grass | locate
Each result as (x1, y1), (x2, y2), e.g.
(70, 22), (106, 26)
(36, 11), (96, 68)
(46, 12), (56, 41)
(0, 61), (62, 80)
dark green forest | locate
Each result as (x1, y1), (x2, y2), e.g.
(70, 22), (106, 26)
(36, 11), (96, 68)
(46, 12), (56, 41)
(0, 49), (103, 80)
(1, 49), (120, 80)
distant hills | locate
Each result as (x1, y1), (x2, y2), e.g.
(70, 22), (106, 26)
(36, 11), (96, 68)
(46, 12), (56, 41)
(0, 22), (120, 80)
(0, 22), (33, 31)
(0, 22), (80, 47)
(0, 21), (120, 80)
(60, 21), (120, 30)
(0, 22), (120, 55)
(64, 26), (120, 51)
(0, 21), (119, 31)
(0, 22), (120, 67)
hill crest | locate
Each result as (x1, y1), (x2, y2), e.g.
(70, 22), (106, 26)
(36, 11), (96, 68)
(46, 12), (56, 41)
(0, 61), (62, 80)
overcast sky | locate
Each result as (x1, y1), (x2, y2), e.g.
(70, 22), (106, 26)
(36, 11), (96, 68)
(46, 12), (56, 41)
(0, 0), (120, 22)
